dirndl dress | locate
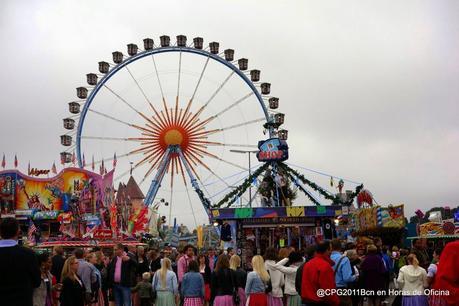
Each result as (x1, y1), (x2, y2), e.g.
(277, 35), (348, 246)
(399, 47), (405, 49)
(213, 295), (235, 306)
(155, 291), (176, 306)
(267, 294), (283, 306)
(184, 297), (203, 306)
(286, 294), (301, 306)
(402, 295), (429, 306)
(204, 283), (211, 302)
(428, 295), (448, 306)
(247, 293), (268, 306)
(237, 287), (246, 306)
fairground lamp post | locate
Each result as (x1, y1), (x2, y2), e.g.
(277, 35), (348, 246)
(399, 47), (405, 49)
(230, 149), (259, 207)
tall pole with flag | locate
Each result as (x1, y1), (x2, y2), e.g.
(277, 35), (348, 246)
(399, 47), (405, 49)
(28, 161), (30, 175)
(113, 153), (117, 169)
(14, 154), (18, 168)
(91, 155), (95, 171)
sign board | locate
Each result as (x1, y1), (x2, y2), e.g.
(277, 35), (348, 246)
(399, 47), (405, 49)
(93, 229), (113, 240)
(242, 216), (315, 226)
(256, 138), (288, 162)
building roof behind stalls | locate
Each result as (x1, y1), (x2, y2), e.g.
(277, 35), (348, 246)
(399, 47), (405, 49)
(125, 176), (145, 200)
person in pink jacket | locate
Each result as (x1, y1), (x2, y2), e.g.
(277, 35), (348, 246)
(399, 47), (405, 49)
(177, 245), (196, 284)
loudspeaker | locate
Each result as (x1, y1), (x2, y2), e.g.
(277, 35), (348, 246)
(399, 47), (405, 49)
(322, 219), (333, 240)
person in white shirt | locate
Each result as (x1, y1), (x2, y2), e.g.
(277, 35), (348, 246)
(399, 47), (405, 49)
(264, 247), (284, 306)
(397, 254), (428, 306)
(272, 252), (303, 306)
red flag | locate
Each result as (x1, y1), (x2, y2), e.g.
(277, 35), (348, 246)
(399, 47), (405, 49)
(14, 155), (18, 168)
(1, 154), (5, 169)
(52, 162), (57, 174)
(91, 156), (95, 171)
(113, 153), (117, 168)
(82, 154), (86, 168)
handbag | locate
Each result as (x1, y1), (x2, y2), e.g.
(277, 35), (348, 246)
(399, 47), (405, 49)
(230, 270), (240, 306)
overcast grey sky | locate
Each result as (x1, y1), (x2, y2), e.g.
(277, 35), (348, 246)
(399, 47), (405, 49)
(0, 0), (458, 227)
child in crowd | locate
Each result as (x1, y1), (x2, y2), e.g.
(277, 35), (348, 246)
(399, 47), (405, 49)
(131, 272), (153, 306)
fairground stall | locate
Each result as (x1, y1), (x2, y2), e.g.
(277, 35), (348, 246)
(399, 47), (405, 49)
(210, 205), (350, 268)
(351, 204), (406, 246)
(406, 208), (459, 249)
(0, 167), (151, 248)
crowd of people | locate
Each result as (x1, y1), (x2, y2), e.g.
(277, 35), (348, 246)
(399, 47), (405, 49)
(1, 217), (458, 306)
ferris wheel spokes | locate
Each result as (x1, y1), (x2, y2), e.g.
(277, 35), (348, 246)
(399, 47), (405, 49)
(125, 65), (153, 107)
(87, 108), (135, 128)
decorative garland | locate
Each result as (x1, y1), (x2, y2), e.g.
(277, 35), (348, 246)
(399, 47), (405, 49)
(213, 163), (270, 208)
(279, 162), (363, 206)
(279, 163), (336, 201)
(195, 188), (211, 210)
(285, 171), (321, 205)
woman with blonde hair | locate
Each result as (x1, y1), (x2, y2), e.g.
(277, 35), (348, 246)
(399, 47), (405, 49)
(397, 254), (428, 306)
(60, 256), (85, 306)
(152, 257), (178, 306)
(230, 255), (247, 306)
(245, 255), (270, 306)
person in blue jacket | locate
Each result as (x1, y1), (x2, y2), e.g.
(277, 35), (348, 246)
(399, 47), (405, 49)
(331, 239), (357, 306)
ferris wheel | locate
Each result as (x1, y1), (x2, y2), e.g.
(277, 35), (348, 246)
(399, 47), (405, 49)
(60, 35), (287, 222)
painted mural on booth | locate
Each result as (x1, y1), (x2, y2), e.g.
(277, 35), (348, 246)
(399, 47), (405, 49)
(0, 168), (113, 215)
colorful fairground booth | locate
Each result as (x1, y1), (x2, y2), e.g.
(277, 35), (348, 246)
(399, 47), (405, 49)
(405, 208), (459, 249)
(350, 204), (406, 246)
(210, 205), (352, 268)
(0, 167), (151, 251)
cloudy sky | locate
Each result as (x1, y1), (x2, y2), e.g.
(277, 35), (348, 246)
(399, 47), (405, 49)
(0, 0), (458, 227)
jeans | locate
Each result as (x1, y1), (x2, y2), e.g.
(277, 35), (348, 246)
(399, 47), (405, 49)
(113, 284), (132, 306)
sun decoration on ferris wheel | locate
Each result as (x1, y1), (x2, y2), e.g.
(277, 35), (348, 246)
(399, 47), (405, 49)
(59, 35), (287, 210)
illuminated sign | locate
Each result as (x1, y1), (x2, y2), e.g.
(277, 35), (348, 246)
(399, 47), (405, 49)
(256, 138), (288, 162)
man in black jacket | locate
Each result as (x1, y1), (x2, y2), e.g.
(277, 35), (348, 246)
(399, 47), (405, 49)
(0, 217), (41, 306)
(108, 243), (138, 306)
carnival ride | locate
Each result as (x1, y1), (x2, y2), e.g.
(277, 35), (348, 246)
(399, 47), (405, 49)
(59, 35), (289, 223)
(57, 35), (364, 233)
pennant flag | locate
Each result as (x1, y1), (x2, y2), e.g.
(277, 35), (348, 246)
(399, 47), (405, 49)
(51, 161), (57, 174)
(28, 220), (37, 244)
(14, 155), (18, 168)
(113, 153), (117, 168)
(71, 151), (76, 166)
(82, 154), (86, 168)
(100, 159), (105, 175)
(330, 176), (334, 187)
(28, 161), (31, 175)
(1, 153), (5, 169)
(91, 155), (95, 171)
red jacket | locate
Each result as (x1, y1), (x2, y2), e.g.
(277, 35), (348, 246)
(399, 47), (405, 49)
(301, 253), (339, 306)
(433, 240), (459, 305)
